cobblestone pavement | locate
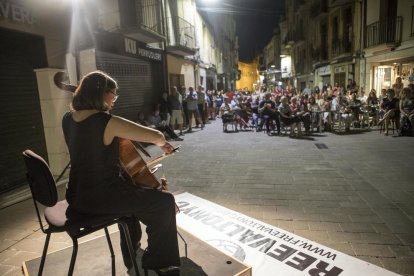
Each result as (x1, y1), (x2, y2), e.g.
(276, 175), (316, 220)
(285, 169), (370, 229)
(1, 119), (414, 275)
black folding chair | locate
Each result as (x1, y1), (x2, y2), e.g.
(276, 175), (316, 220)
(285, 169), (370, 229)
(22, 149), (139, 276)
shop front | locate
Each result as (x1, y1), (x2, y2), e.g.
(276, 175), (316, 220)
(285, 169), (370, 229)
(365, 41), (414, 97)
(315, 65), (332, 89)
(167, 54), (195, 92)
(371, 60), (414, 96)
(0, 0), (72, 193)
(83, 32), (165, 119)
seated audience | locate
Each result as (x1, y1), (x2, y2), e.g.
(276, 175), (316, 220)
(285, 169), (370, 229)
(278, 96), (302, 137)
(145, 105), (183, 141)
(399, 87), (414, 136)
(258, 92), (281, 134)
(289, 97), (311, 134)
(379, 89), (399, 135)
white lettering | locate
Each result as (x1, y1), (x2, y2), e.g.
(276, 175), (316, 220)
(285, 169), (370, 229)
(0, 1), (34, 24)
(0, 1), (10, 18)
(125, 38), (136, 54)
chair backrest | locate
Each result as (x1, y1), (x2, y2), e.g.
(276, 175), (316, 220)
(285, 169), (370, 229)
(22, 150), (58, 207)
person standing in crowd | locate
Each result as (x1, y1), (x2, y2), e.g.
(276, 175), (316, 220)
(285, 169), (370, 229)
(206, 90), (215, 120)
(186, 86), (204, 132)
(393, 77), (404, 98)
(302, 82), (312, 96)
(196, 85), (206, 127)
(180, 86), (189, 129)
(215, 90), (224, 118)
(61, 70), (180, 275)
(168, 86), (184, 136)
(159, 92), (170, 126)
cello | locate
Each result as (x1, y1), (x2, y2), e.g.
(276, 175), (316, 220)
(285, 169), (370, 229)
(53, 71), (176, 190)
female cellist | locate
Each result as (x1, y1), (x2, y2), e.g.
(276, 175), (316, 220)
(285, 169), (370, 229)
(61, 70), (180, 275)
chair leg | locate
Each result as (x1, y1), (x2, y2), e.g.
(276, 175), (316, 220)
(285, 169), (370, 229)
(38, 233), (51, 276)
(68, 237), (79, 276)
(118, 221), (140, 276)
(104, 227), (116, 276)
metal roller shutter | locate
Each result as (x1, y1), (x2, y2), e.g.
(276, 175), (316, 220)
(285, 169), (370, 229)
(96, 51), (154, 121)
(0, 55), (47, 193)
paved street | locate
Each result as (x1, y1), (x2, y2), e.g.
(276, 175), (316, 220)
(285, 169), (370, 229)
(1, 119), (414, 275)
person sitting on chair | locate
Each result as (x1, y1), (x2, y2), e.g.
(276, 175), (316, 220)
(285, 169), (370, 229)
(307, 96), (321, 132)
(145, 105), (183, 141)
(62, 70), (181, 275)
(399, 87), (414, 136)
(220, 96), (239, 132)
(278, 96), (302, 137)
(289, 96), (311, 135)
(348, 93), (362, 128)
(258, 92), (281, 135)
(366, 89), (379, 126)
(332, 93), (352, 132)
(378, 89), (399, 136)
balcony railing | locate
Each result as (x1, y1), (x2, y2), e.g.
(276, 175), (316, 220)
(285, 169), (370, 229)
(365, 17), (402, 48)
(331, 38), (352, 57)
(310, 0), (328, 17)
(118, 0), (165, 42)
(165, 16), (196, 55)
(311, 48), (328, 62)
(283, 29), (304, 45)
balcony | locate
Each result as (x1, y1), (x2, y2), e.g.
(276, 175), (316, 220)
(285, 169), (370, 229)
(312, 48), (328, 63)
(310, 0), (328, 18)
(165, 16), (196, 56)
(283, 28), (305, 45)
(117, 0), (165, 43)
(331, 38), (352, 57)
(365, 17), (402, 51)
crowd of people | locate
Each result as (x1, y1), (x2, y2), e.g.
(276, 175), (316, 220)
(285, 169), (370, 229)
(150, 79), (414, 139)
(61, 70), (413, 276)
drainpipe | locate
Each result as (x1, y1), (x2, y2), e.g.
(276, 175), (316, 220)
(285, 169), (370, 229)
(359, 0), (367, 92)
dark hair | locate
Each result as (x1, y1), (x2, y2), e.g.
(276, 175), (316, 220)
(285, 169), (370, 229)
(72, 70), (118, 111)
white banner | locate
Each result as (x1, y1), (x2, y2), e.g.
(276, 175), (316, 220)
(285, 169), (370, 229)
(175, 192), (400, 276)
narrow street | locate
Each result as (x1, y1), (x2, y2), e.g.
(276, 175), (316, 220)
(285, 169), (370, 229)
(1, 119), (413, 275)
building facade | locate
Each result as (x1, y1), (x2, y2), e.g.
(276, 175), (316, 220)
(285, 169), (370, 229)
(0, 0), (237, 194)
(363, 0), (414, 94)
(277, 0), (414, 95)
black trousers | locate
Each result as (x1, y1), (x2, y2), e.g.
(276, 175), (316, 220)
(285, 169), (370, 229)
(75, 183), (181, 270)
(198, 103), (206, 125)
(260, 112), (280, 132)
(118, 189), (180, 270)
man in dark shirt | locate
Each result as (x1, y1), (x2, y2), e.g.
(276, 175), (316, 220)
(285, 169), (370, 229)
(258, 92), (281, 134)
(168, 86), (184, 135)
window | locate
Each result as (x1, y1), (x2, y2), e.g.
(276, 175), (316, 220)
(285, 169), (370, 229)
(411, 6), (414, 36)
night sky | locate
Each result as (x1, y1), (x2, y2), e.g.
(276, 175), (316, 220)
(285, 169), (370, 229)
(196, 0), (284, 61)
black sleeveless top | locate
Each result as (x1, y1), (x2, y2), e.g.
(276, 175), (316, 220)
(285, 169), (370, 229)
(62, 111), (122, 213)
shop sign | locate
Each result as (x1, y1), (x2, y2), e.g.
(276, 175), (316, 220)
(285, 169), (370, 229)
(124, 37), (161, 61)
(0, 0), (35, 25)
(334, 66), (346, 73)
(318, 65), (331, 76)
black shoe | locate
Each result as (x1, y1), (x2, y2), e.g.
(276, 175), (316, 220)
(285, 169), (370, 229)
(174, 137), (184, 141)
